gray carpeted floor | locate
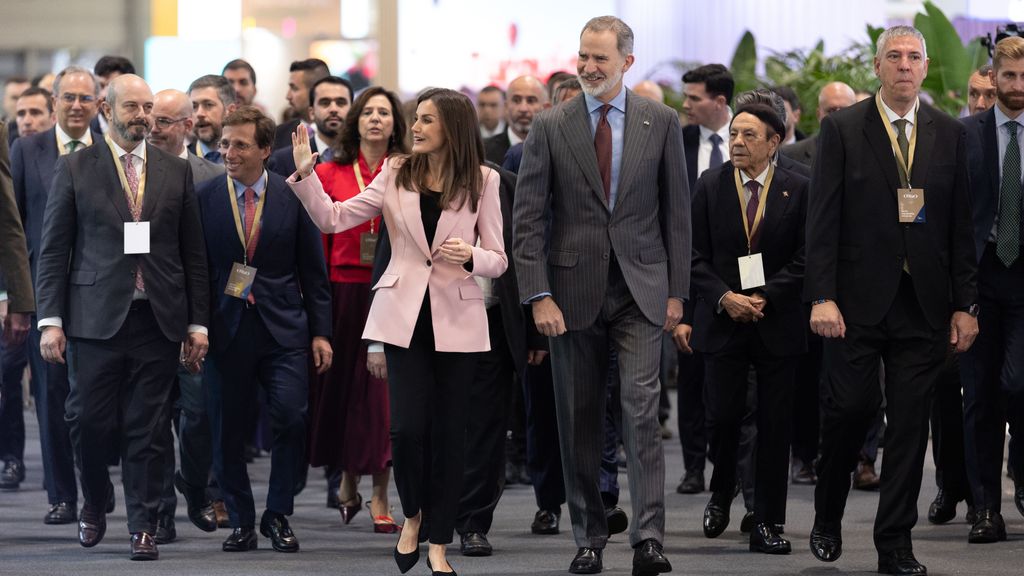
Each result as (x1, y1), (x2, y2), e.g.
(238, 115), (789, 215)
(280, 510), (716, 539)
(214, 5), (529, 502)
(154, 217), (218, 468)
(1, 391), (1022, 575)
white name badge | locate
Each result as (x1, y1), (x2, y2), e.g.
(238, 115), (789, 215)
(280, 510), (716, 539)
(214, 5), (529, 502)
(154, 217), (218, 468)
(738, 253), (766, 290)
(124, 221), (151, 254)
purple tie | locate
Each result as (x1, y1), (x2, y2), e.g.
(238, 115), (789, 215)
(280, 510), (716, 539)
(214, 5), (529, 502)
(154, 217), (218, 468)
(745, 180), (761, 251)
(122, 153), (145, 292)
(595, 104), (612, 203)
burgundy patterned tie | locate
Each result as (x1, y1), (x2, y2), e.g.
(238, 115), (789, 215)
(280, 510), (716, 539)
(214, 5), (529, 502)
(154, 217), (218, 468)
(745, 180), (761, 252)
(595, 104), (612, 203)
(122, 154), (144, 292)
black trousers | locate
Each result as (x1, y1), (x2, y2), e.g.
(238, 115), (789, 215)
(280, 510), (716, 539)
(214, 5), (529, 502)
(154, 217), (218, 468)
(65, 301), (179, 534)
(930, 355), (970, 502)
(207, 308), (309, 528)
(792, 331), (822, 466)
(704, 325), (796, 525)
(523, 355), (565, 513)
(0, 337), (28, 463)
(28, 324), (78, 505)
(675, 350), (707, 474)
(456, 305), (514, 535)
(158, 367), (213, 519)
(385, 293), (478, 545)
(815, 274), (946, 553)
(962, 244), (1024, 512)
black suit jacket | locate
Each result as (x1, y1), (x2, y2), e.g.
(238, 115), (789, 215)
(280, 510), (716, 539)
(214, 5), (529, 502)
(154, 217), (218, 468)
(196, 171), (331, 352)
(273, 118), (302, 151)
(683, 124), (701, 191)
(267, 138), (319, 178)
(962, 107), (1018, 262)
(484, 130), (512, 166)
(780, 134), (818, 170)
(804, 95), (977, 329)
(371, 162), (545, 375)
(36, 142), (210, 341)
(690, 162), (808, 356)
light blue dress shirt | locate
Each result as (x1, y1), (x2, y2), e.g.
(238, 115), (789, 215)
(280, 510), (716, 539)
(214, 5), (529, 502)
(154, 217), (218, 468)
(232, 170), (268, 218)
(584, 89), (627, 210)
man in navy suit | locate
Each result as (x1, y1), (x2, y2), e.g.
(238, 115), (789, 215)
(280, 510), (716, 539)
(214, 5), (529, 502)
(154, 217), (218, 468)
(10, 65), (103, 525)
(197, 106), (332, 553)
(960, 35), (1024, 545)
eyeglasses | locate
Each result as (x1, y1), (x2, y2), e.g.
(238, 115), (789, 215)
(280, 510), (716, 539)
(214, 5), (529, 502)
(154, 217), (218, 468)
(218, 140), (254, 152)
(153, 116), (189, 129)
(59, 93), (96, 104)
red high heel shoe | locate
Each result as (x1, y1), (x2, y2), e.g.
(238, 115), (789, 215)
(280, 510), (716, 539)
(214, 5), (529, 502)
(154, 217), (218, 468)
(369, 500), (402, 534)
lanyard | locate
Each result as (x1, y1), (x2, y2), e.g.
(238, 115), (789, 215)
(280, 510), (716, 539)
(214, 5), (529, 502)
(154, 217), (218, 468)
(874, 94), (919, 188)
(733, 164), (774, 253)
(226, 175), (267, 265)
(353, 158), (383, 234)
(105, 136), (147, 216)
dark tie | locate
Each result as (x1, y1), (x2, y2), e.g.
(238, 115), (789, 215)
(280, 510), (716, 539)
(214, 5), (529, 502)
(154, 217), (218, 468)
(998, 121), (1022, 267)
(121, 153), (145, 293)
(595, 104), (612, 203)
(892, 119), (910, 186)
(67, 140), (81, 154)
(708, 133), (724, 170)
(205, 149), (222, 163)
(320, 146), (334, 162)
(745, 180), (761, 251)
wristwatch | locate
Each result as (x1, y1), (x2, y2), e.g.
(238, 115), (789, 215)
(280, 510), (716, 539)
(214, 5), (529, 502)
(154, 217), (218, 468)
(960, 303), (980, 317)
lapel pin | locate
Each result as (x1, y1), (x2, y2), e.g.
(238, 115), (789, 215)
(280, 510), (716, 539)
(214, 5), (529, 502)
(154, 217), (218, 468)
(643, 120), (650, 127)
(783, 191), (790, 198)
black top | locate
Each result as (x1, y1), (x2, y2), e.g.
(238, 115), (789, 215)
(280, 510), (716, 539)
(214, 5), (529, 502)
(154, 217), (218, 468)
(420, 190), (443, 246)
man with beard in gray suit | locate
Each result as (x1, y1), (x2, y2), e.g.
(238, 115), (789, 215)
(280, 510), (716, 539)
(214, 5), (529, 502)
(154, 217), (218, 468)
(514, 15), (689, 576)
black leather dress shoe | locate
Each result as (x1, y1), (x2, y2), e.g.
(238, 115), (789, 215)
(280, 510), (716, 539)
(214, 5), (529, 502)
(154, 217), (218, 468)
(676, 470), (704, 494)
(460, 532), (492, 556)
(531, 509), (560, 535)
(878, 549), (927, 575)
(0, 459), (25, 489)
(173, 471), (217, 532)
(968, 509), (1007, 543)
(222, 527), (258, 551)
(130, 532), (159, 561)
(44, 502), (77, 524)
(105, 482), (115, 514)
(632, 539), (671, 576)
(809, 525), (841, 562)
(749, 523), (790, 554)
(739, 510), (754, 533)
(260, 510), (299, 552)
(78, 503), (106, 548)
(568, 547), (603, 574)
(703, 495), (730, 538)
(927, 489), (959, 524)
(606, 506), (628, 536)
(154, 515), (176, 544)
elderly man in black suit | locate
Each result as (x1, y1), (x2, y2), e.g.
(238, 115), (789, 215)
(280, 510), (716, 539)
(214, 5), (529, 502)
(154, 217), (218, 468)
(514, 15), (689, 576)
(805, 25), (977, 575)
(35, 74), (210, 561)
(688, 103), (808, 555)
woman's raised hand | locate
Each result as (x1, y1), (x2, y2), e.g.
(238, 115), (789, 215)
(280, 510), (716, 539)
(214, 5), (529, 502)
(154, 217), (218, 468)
(291, 124), (319, 177)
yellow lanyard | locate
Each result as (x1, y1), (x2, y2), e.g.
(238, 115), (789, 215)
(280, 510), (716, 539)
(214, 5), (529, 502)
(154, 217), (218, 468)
(352, 159), (378, 234)
(105, 136), (147, 217)
(733, 164), (774, 254)
(226, 175), (267, 265)
(874, 94), (919, 188)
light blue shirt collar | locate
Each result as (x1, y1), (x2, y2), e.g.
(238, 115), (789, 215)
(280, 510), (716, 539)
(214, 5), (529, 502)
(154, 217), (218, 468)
(584, 87), (627, 117)
(232, 170), (268, 200)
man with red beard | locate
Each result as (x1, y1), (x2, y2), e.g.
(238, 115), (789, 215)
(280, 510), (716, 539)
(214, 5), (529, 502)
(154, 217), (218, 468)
(268, 76), (351, 178)
(188, 75), (236, 165)
(960, 35), (1024, 545)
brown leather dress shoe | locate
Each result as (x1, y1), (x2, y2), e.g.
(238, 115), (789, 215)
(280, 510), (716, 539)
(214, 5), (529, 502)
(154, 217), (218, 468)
(853, 461), (880, 491)
(212, 500), (230, 528)
(130, 532), (159, 561)
(78, 504), (106, 548)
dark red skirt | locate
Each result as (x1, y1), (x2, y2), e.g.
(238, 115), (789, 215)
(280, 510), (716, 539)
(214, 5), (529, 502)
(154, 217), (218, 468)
(307, 281), (391, 474)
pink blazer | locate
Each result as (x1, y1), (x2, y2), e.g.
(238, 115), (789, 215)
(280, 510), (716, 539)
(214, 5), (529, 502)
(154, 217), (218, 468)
(288, 159), (507, 352)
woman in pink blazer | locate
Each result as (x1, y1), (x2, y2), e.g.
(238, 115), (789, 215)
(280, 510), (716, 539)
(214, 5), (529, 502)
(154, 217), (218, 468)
(288, 87), (506, 576)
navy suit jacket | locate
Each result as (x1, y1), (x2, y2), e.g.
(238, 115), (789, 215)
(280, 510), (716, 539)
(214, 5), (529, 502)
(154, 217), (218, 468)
(196, 171), (332, 352)
(267, 138), (319, 179)
(962, 107), (1017, 262)
(11, 127), (103, 279)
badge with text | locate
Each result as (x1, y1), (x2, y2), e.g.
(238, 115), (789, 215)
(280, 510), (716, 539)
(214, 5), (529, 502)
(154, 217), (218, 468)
(224, 262), (257, 299)
(898, 188), (926, 223)
(124, 221), (150, 254)
(738, 253), (766, 290)
(360, 232), (379, 265)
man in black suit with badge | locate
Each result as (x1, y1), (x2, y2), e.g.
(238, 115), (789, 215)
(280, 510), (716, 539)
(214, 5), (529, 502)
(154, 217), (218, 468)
(805, 26), (977, 575)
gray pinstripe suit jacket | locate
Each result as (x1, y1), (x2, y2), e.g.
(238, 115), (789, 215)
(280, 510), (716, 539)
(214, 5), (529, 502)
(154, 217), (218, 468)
(513, 89), (691, 330)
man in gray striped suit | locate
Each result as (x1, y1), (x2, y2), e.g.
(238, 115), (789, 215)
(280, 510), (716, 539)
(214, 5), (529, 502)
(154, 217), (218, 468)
(513, 15), (689, 576)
